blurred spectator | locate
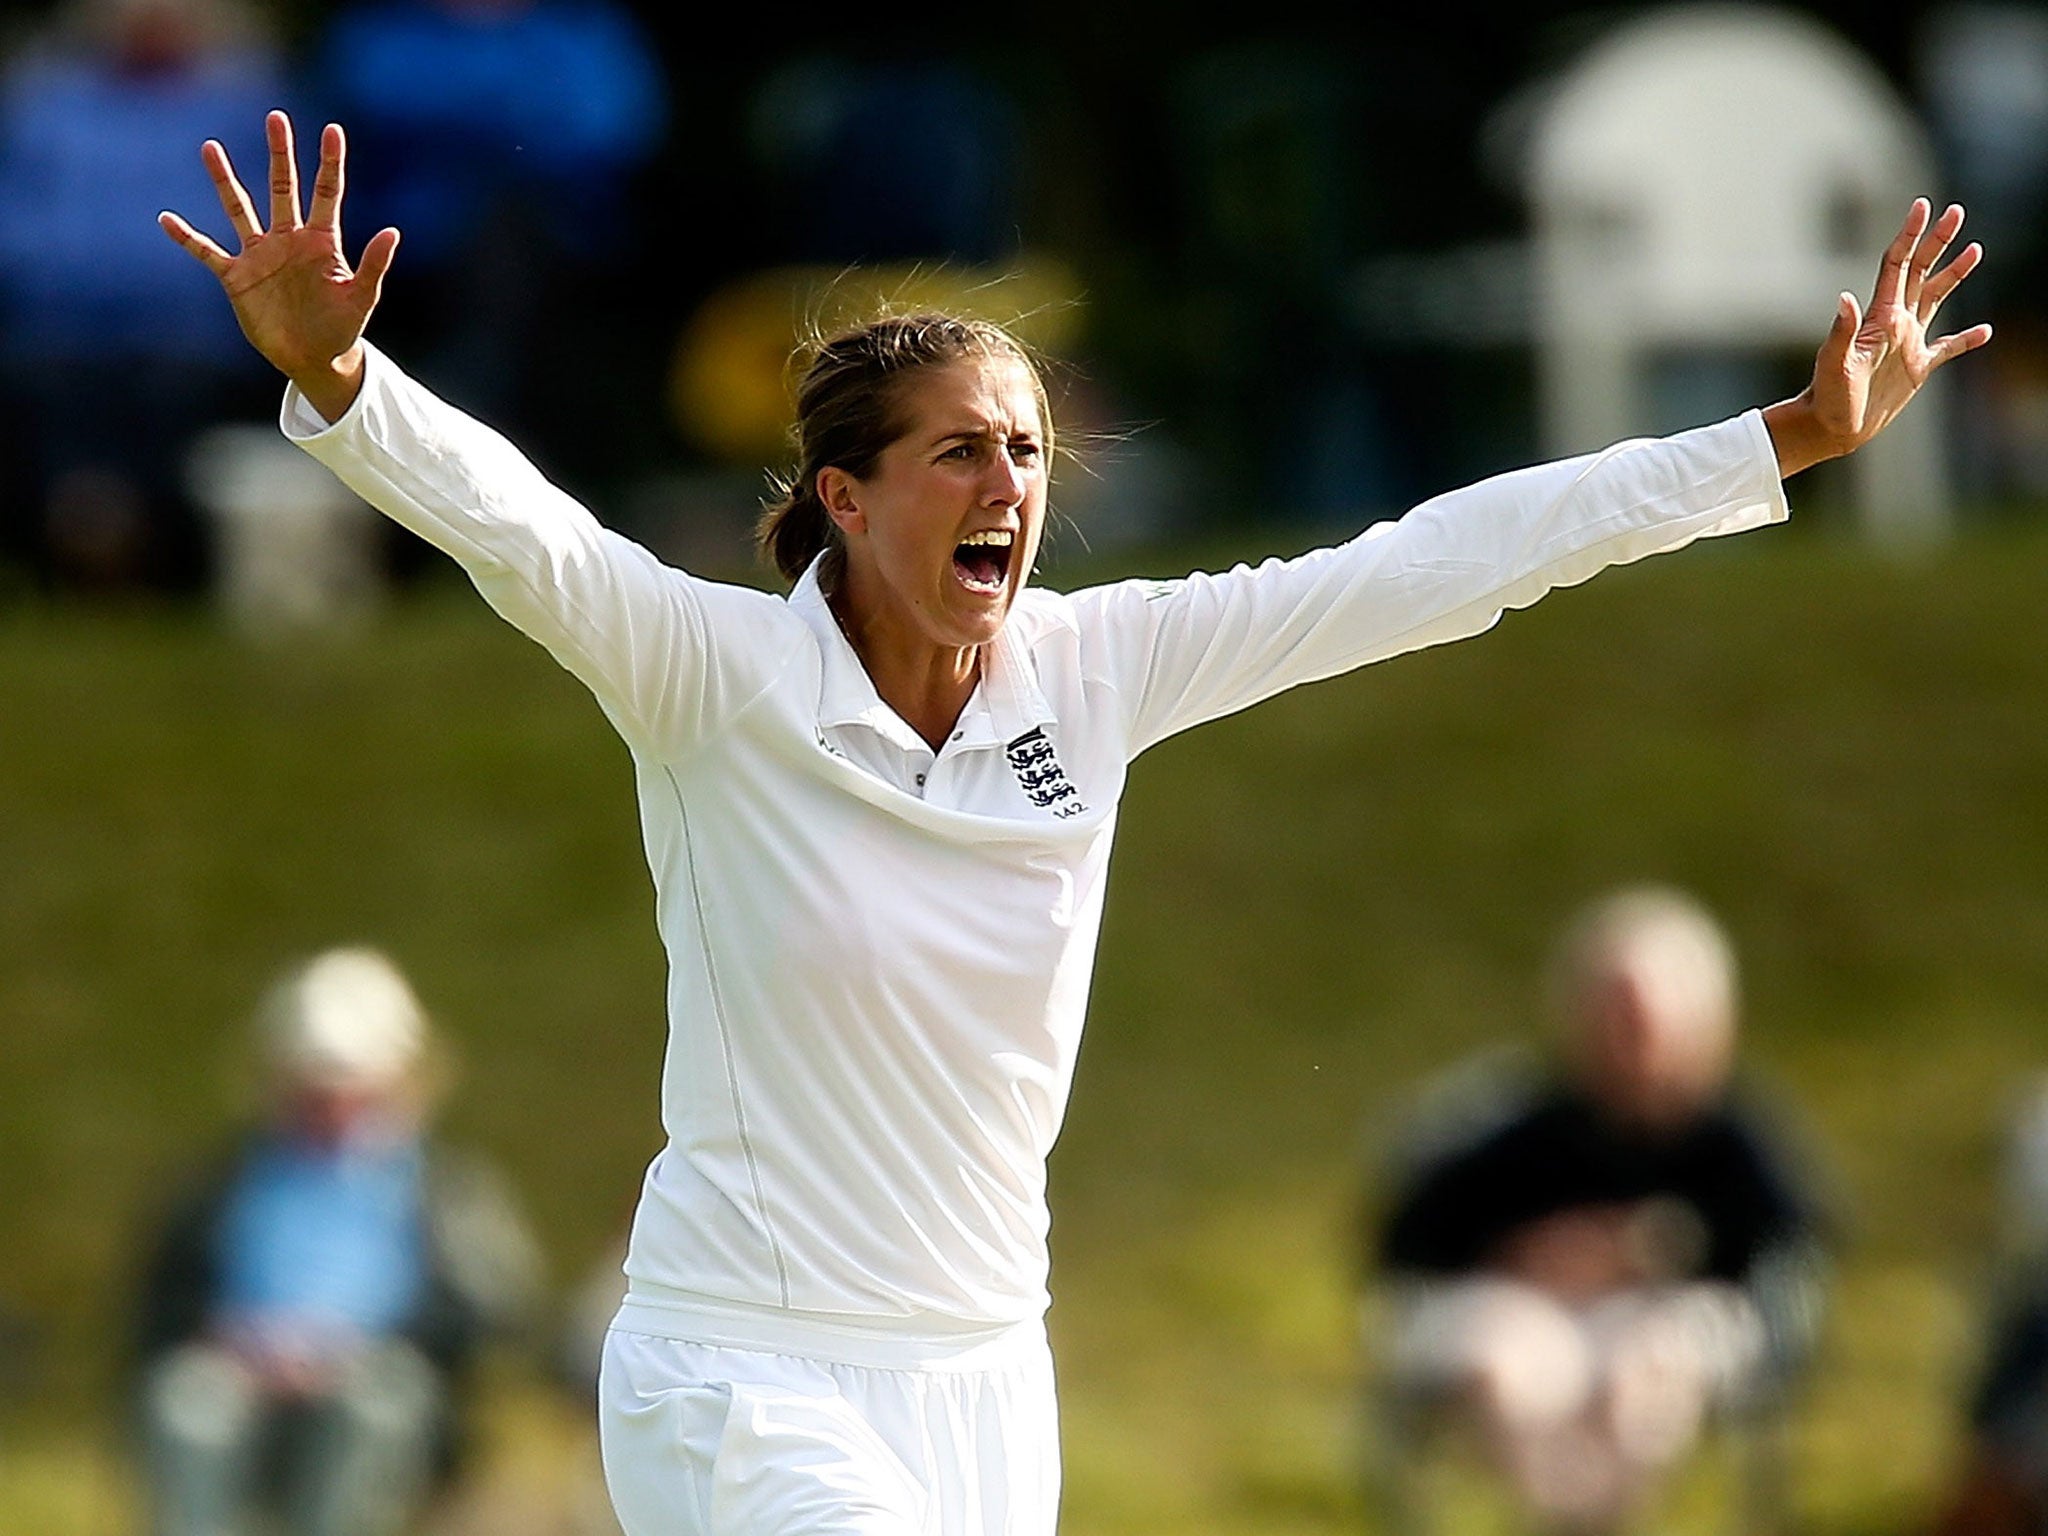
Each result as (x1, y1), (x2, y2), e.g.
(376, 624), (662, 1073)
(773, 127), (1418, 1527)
(130, 948), (542, 1536)
(1364, 887), (1829, 1534)
(312, 0), (665, 476)
(1930, 1076), (2048, 1536)
(0, 0), (283, 592)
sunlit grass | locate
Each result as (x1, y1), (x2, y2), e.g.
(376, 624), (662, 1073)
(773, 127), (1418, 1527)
(5, 514), (2048, 1531)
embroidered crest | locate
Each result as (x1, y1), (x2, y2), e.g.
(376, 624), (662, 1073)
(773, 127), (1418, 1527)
(1005, 728), (1089, 818)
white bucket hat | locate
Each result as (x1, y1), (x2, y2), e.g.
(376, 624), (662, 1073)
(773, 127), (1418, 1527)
(257, 947), (427, 1085)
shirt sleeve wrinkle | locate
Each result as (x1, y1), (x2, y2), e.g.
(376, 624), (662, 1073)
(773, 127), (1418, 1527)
(1080, 413), (1785, 756)
(284, 344), (790, 759)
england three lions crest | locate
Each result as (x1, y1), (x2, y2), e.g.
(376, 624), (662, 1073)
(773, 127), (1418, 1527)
(1005, 728), (1089, 819)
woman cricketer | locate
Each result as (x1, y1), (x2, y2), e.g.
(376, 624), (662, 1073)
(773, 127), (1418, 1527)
(161, 111), (1988, 1536)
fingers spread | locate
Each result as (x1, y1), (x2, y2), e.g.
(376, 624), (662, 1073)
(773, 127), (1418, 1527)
(1931, 323), (1994, 369)
(1874, 197), (1931, 310)
(306, 122), (345, 233)
(1918, 241), (1982, 321)
(352, 226), (401, 314)
(158, 210), (233, 276)
(267, 109), (303, 232)
(1905, 204), (1964, 308)
(203, 139), (262, 245)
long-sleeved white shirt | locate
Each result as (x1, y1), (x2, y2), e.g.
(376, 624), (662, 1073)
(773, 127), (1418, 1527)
(285, 345), (1788, 1366)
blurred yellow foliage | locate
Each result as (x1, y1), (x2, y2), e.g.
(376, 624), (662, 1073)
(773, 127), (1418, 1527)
(668, 258), (1087, 465)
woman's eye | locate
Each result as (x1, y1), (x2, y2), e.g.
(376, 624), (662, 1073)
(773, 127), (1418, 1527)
(1011, 442), (1041, 463)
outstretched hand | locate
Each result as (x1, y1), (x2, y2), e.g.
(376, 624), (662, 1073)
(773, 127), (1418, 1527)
(1765, 199), (1993, 477)
(159, 111), (397, 422)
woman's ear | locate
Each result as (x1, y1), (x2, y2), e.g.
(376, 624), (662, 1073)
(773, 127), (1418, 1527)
(816, 467), (866, 536)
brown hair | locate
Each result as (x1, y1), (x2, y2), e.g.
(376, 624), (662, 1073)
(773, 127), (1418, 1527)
(757, 311), (1054, 585)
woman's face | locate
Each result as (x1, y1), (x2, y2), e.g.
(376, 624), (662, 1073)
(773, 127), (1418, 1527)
(823, 354), (1049, 656)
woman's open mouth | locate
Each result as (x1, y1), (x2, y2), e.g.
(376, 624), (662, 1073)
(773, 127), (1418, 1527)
(953, 529), (1014, 596)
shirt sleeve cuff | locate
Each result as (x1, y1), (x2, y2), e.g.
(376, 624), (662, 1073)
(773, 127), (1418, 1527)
(1737, 407), (1794, 526)
(278, 344), (384, 443)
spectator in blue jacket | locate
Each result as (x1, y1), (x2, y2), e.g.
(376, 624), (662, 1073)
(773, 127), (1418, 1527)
(132, 948), (542, 1536)
(311, 0), (665, 458)
(0, 0), (283, 589)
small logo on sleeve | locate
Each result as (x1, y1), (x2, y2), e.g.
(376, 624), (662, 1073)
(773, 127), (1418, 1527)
(1006, 728), (1089, 819)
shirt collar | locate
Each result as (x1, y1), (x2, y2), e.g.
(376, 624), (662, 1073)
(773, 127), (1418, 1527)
(787, 556), (1056, 748)
(787, 560), (889, 734)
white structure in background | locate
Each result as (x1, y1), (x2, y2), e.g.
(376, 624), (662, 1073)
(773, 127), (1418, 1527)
(185, 425), (384, 634)
(1528, 5), (1950, 545)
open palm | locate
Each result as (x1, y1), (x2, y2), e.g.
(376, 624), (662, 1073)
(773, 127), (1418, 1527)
(1807, 198), (1992, 452)
(160, 111), (397, 400)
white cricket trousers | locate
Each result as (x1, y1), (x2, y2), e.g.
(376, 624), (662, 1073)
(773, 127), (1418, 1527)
(598, 1328), (1060, 1536)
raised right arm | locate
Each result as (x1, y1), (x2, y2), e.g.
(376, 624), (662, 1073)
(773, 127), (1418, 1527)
(282, 344), (801, 755)
(162, 112), (800, 757)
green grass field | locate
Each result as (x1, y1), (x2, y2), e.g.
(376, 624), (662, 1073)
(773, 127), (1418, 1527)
(4, 512), (2047, 1534)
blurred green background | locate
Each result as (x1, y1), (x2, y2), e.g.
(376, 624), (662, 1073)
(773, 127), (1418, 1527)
(7, 0), (2048, 1531)
(6, 511), (2048, 1533)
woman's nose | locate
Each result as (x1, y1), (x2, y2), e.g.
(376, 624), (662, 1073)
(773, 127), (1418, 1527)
(984, 450), (1025, 507)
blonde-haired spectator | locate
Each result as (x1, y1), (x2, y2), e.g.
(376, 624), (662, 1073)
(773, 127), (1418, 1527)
(1367, 888), (1830, 1534)
(130, 948), (541, 1536)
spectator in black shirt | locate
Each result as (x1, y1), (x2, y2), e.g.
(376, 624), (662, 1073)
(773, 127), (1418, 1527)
(1367, 887), (1828, 1533)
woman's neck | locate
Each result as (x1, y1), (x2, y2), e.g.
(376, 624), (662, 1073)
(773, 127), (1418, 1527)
(827, 585), (980, 751)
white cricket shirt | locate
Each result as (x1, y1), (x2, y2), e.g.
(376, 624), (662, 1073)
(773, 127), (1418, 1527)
(285, 344), (1788, 1365)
